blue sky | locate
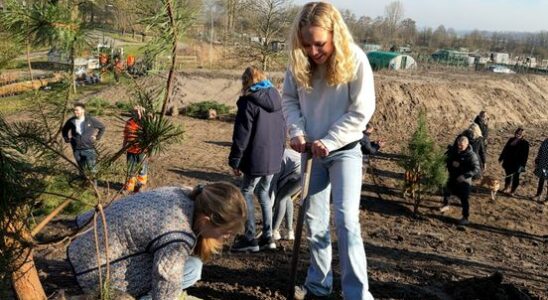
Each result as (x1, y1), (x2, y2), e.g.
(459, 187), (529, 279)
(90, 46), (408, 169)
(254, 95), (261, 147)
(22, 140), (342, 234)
(293, 0), (548, 32)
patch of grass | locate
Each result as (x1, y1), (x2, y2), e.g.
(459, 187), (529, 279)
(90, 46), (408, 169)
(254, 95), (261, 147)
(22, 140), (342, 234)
(35, 174), (95, 217)
(0, 92), (34, 115)
(115, 100), (134, 113)
(185, 101), (232, 119)
(86, 97), (114, 116)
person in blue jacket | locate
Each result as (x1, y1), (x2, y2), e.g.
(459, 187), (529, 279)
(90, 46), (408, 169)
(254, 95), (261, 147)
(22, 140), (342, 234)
(229, 66), (285, 252)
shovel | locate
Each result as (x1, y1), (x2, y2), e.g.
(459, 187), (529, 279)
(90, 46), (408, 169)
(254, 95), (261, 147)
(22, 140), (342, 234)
(287, 149), (313, 299)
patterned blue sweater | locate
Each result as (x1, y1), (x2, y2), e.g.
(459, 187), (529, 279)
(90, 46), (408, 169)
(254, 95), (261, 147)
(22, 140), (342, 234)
(68, 187), (196, 299)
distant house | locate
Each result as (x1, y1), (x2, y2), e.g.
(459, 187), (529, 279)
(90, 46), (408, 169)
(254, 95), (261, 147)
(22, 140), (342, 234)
(362, 43), (382, 53)
(398, 46), (412, 53)
(490, 52), (510, 64)
(270, 40), (285, 52)
(367, 51), (417, 71)
(431, 49), (469, 66)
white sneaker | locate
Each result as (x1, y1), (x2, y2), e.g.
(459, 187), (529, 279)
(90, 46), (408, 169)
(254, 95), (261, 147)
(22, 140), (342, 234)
(272, 229), (281, 241)
(287, 230), (295, 240)
(439, 205), (450, 213)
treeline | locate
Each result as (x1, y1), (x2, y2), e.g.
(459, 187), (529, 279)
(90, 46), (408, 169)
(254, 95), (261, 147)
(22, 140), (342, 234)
(2, 0), (547, 60)
(341, 2), (548, 58)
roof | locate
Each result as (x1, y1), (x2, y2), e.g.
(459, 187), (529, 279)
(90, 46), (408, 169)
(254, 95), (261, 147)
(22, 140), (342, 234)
(367, 51), (400, 70)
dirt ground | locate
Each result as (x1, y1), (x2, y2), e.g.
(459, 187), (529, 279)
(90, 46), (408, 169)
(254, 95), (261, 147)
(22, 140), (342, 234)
(28, 69), (548, 300)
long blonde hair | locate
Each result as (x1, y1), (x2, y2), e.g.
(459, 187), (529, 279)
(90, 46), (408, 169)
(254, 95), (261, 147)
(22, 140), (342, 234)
(469, 123), (483, 139)
(288, 2), (356, 90)
(190, 182), (246, 261)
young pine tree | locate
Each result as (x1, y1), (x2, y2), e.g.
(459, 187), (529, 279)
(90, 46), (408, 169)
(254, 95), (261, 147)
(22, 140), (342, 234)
(399, 111), (448, 214)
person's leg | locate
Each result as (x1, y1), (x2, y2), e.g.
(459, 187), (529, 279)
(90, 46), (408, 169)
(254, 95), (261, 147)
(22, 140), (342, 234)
(273, 178), (300, 234)
(81, 149), (97, 175)
(535, 178), (545, 197)
(510, 171), (521, 194)
(503, 168), (512, 191)
(181, 256), (203, 290)
(73, 150), (84, 171)
(329, 146), (374, 300)
(303, 156), (333, 297)
(256, 174), (274, 239)
(124, 153), (139, 191)
(272, 194), (285, 234)
(241, 175), (261, 241)
(283, 179), (300, 234)
(458, 182), (472, 220)
(136, 153), (148, 189)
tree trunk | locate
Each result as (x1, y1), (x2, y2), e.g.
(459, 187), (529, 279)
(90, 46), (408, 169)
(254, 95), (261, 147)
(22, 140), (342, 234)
(160, 0), (178, 117)
(11, 248), (46, 300)
(6, 222), (46, 300)
(26, 40), (33, 81)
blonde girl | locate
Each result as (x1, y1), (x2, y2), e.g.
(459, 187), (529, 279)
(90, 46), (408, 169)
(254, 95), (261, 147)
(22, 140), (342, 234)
(283, 2), (375, 299)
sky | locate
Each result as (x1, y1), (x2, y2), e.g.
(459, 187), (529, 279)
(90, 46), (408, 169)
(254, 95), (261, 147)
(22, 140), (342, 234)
(293, 0), (548, 32)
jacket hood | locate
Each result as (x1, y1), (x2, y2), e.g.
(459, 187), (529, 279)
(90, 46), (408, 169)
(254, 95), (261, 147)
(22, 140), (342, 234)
(247, 88), (282, 113)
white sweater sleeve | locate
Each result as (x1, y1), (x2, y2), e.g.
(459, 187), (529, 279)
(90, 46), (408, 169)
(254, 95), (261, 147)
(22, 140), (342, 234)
(282, 71), (306, 138)
(320, 50), (376, 151)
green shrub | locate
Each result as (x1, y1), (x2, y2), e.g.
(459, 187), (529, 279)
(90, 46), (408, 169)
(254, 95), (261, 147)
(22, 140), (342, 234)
(86, 97), (113, 116)
(185, 101), (231, 119)
(115, 100), (133, 112)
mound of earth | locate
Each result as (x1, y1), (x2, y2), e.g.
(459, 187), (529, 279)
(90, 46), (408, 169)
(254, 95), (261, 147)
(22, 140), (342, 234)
(24, 68), (548, 300)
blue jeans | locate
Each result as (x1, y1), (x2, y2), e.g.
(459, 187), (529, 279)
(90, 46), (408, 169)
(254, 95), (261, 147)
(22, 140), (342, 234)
(272, 177), (300, 232)
(73, 149), (97, 174)
(303, 144), (373, 300)
(241, 174), (274, 241)
(127, 153), (148, 177)
(138, 256), (202, 300)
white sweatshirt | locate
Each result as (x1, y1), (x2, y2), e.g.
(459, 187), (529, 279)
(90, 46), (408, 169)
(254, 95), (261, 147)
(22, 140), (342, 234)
(282, 43), (376, 152)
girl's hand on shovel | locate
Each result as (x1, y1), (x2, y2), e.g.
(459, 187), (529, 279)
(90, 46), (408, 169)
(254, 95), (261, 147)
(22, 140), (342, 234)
(311, 140), (329, 158)
(290, 136), (307, 153)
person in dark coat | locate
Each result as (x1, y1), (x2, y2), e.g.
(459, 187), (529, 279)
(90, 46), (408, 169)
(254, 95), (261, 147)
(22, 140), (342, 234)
(62, 102), (105, 175)
(474, 111), (489, 145)
(440, 136), (481, 225)
(229, 66), (285, 252)
(533, 137), (548, 203)
(498, 128), (530, 196)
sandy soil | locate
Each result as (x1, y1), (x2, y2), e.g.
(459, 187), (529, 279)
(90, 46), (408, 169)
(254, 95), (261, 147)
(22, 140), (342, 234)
(29, 69), (548, 300)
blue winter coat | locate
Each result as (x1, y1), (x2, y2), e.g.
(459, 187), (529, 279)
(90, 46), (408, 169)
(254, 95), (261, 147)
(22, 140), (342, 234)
(228, 87), (285, 176)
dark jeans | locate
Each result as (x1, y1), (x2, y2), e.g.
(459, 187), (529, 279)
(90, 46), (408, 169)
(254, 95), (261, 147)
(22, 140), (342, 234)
(443, 180), (472, 219)
(503, 167), (521, 193)
(536, 178), (547, 198)
(73, 149), (97, 174)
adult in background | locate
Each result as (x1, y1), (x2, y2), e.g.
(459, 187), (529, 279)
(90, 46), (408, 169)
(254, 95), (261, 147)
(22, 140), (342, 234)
(474, 110), (489, 145)
(270, 148), (301, 241)
(360, 123), (385, 159)
(229, 66), (285, 252)
(62, 102), (105, 176)
(498, 127), (530, 196)
(465, 123), (486, 177)
(440, 136), (481, 225)
(283, 2), (376, 299)
(68, 182), (246, 300)
(533, 137), (548, 203)
(123, 106), (148, 192)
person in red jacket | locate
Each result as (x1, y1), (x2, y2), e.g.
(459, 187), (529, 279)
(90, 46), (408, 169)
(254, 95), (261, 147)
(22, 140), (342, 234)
(123, 106), (148, 192)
